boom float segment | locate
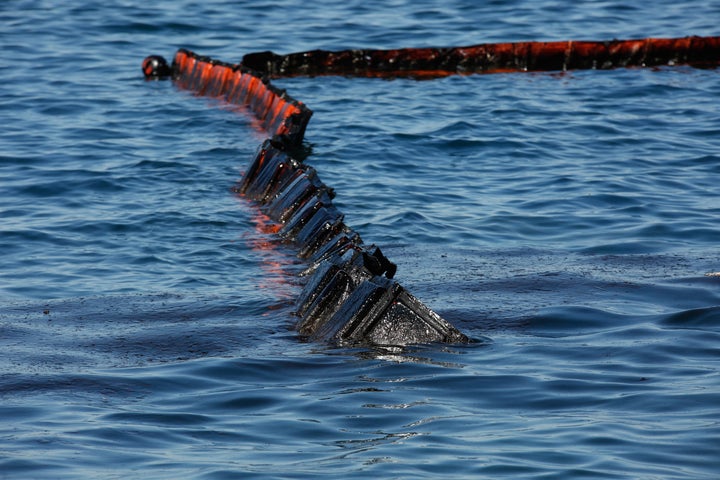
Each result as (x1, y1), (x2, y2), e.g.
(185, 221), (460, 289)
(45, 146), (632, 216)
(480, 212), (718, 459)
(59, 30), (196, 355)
(148, 49), (468, 347)
(242, 35), (720, 78)
(170, 49), (312, 146)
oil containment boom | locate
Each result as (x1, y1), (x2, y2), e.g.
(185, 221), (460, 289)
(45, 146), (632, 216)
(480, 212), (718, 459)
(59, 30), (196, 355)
(142, 35), (719, 347)
(242, 36), (720, 78)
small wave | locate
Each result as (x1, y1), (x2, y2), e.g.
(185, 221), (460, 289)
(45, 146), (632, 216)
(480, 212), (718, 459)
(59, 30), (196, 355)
(660, 305), (720, 328)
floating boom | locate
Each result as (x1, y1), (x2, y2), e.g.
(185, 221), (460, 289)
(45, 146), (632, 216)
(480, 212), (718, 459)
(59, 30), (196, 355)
(142, 34), (719, 346)
(242, 36), (720, 78)
(142, 49), (468, 346)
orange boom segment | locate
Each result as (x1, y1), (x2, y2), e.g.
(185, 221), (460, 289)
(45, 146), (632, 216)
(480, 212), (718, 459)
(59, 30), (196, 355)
(170, 49), (312, 146)
(205, 63), (232, 97)
(191, 60), (214, 94)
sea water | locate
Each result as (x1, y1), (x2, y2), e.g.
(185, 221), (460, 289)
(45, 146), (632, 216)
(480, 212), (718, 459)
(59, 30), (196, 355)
(1, 1), (719, 478)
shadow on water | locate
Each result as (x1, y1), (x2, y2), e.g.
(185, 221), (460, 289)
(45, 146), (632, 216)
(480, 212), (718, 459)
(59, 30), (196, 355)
(0, 293), (293, 378)
(387, 244), (720, 340)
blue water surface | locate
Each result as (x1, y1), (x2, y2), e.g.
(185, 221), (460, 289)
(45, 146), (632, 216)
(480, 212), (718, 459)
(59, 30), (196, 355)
(1, 1), (720, 478)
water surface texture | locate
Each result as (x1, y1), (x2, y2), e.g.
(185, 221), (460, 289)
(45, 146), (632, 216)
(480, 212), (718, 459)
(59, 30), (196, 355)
(2, 1), (720, 478)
